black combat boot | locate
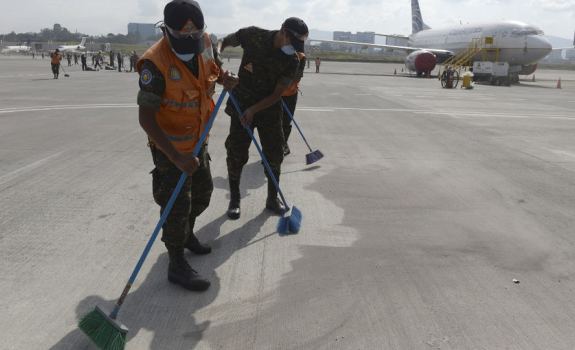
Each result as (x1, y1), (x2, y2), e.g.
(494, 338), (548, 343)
(184, 233), (212, 255)
(265, 181), (287, 215)
(283, 143), (291, 156)
(227, 178), (241, 220)
(167, 247), (210, 291)
(184, 218), (211, 255)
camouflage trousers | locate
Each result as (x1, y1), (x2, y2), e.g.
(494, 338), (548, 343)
(225, 104), (284, 183)
(282, 93), (298, 145)
(150, 144), (213, 249)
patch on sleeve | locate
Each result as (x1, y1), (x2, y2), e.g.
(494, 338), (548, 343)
(140, 69), (153, 85)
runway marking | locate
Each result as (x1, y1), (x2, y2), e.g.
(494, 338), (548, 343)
(0, 104), (136, 115)
(299, 106), (575, 120)
(0, 151), (64, 186)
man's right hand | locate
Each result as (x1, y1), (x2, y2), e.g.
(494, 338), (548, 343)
(171, 153), (200, 175)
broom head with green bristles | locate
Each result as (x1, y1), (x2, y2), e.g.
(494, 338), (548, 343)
(79, 306), (128, 350)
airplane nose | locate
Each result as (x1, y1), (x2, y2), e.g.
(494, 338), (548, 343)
(534, 36), (552, 53)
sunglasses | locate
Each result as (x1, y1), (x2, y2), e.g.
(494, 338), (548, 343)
(165, 22), (206, 40)
(285, 28), (308, 42)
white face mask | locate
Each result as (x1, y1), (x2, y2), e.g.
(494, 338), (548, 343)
(172, 49), (195, 62)
(281, 45), (295, 56)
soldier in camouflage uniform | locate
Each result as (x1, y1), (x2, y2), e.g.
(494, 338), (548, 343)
(137, 0), (237, 292)
(219, 17), (309, 220)
(281, 51), (306, 156)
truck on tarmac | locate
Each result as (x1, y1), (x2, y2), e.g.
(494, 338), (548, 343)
(472, 61), (511, 86)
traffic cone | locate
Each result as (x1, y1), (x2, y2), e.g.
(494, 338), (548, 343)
(557, 78), (562, 89)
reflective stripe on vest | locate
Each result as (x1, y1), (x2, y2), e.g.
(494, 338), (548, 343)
(166, 134), (196, 142)
(161, 99), (200, 109)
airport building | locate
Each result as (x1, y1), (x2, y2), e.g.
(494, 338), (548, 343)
(333, 31), (375, 44)
(127, 23), (158, 40)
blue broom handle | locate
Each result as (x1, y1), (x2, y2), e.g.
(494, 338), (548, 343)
(227, 92), (290, 211)
(281, 98), (313, 152)
(110, 90), (228, 320)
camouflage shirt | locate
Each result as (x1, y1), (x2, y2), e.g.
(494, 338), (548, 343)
(222, 26), (300, 113)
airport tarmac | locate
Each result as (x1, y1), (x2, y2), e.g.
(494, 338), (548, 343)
(1, 55), (575, 349)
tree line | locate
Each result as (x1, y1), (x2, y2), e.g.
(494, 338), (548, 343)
(0, 23), (160, 45)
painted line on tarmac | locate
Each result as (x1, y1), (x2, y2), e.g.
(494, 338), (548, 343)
(299, 106), (575, 120)
(0, 104), (136, 115)
(0, 151), (64, 186)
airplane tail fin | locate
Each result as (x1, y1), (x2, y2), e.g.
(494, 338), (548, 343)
(80, 37), (87, 47)
(411, 0), (431, 34)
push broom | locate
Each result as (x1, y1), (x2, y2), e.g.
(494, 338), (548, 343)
(281, 98), (323, 165)
(78, 90), (228, 350)
(228, 92), (302, 235)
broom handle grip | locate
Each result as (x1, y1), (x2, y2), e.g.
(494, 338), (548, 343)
(110, 90), (228, 320)
(281, 98), (313, 152)
(228, 92), (290, 210)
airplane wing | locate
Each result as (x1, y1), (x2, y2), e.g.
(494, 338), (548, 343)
(307, 38), (452, 56)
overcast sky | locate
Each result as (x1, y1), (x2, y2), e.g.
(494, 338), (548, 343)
(1, 0), (574, 39)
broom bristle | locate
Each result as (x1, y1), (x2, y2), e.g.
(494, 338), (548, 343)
(288, 206), (302, 234)
(306, 150), (324, 165)
(277, 216), (289, 235)
(79, 306), (128, 350)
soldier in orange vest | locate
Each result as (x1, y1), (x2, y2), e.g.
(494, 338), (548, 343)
(50, 49), (62, 79)
(281, 51), (306, 156)
(137, 0), (237, 292)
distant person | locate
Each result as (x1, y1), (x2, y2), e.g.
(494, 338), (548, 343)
(41, 52), (45, 59)
(117, 52), (122, 72)
(74, 54), (79, 65)
(128, 51), (137, 72)
(94, 51), (102, 69)
(281, 51), (306, 156)
(109, 51), (115, 67)
(81, 53), (88, 71)
(315, 56), (321, 73)
(67, 53), (72, 66)
(32, 52), (35, 59)
(50, 49), (63, 79)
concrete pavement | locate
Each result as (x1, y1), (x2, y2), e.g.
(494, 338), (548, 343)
(1, 56), (575, 349)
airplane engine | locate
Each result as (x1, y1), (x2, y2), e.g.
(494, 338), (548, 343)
(518, 64), (537, 75)
(405, 50), (437, 76)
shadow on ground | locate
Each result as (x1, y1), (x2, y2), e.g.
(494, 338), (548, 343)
(50, 210), (272, 349)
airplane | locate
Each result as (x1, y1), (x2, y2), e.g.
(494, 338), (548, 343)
(308, 0), (554, 80)
(1, 44), (31, 54)
(57, 37), (87, 53)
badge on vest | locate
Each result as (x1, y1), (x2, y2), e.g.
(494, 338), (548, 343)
(140, 69), (153, 85)
(169, 66), (182, 81)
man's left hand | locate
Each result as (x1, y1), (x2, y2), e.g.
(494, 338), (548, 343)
(240, 106), (256, 127)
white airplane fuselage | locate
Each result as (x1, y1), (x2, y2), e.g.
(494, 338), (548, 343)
(58, 37), (87, 54)
(409, 21), (552, 66)
(1, 45), (31, 53)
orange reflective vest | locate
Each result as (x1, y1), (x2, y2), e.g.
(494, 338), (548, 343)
(51, 53), (62, 64)
(282, 52), (305, 97)
(137, 34), (220, 154)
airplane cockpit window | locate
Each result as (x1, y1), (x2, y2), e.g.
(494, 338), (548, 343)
(511, 27), (544, 36)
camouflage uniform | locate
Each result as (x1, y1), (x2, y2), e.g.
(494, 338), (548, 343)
(137, 58), (213, 249)
(282, 55), (306, 147)
(222, 27), (300, 184)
